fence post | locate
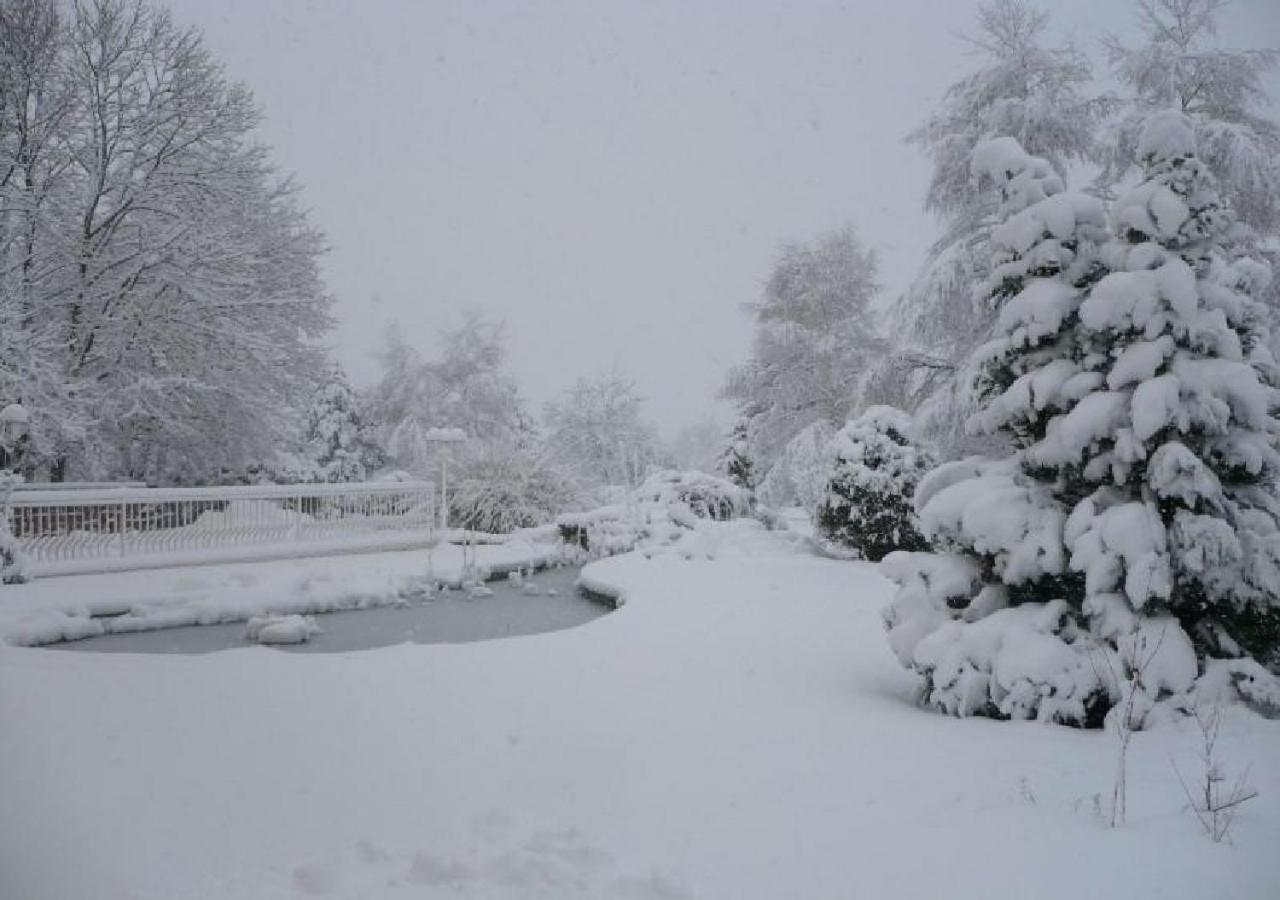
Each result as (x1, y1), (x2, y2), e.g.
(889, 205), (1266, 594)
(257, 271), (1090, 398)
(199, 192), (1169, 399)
(118, 500), (126, 557)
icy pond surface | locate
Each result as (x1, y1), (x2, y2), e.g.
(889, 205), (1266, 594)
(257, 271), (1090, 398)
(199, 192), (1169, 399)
(49, 564), (611, 654)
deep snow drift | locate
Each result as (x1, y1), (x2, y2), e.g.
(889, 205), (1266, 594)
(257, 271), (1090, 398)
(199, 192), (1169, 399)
(1, 520), (1277, 899)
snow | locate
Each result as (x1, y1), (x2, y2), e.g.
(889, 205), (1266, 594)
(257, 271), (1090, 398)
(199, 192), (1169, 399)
(916, 460), (1066, 583)
(1137, 109), (1197, 164)
(245, 614), (321, 645)
(1067, 499), (1173, 609)
(970, 136), (1064, 215)
(911, 600), (1104, 724)
(2, 524), (1278, 899)
(994, 279), (1079, 346)
(0, 536), (559, 647)
(756, 419), (837, 512)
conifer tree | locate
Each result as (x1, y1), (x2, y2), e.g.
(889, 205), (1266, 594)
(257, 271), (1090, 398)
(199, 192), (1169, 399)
(882, 113), (1280, 727)
(303, 365), (382, 482)
(882, 0), (1109, 456)
(721, 420), (757, 490)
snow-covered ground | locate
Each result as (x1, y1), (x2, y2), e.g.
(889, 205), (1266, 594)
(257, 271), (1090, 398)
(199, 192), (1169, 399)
(1, 520), (1277, 899)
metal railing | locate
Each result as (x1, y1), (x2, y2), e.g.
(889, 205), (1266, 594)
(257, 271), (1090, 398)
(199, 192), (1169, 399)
(5, 481), (436, 577)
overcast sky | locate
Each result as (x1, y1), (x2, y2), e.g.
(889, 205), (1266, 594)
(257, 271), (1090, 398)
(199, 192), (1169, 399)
(169, 0), (1279, 438)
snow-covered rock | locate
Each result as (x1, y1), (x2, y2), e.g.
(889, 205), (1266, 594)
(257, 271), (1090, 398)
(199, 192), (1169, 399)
(245, 614), (321, 645)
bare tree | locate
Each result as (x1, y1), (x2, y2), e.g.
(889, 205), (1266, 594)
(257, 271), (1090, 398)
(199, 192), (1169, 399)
(723, 225), (884, 477)
(0, 0), (332, 482)
(544, 370), (661, 493)
(1173, 703), (1259, 843)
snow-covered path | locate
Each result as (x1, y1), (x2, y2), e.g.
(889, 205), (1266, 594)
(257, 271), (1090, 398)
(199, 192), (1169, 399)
(2, 523), (1277, 898)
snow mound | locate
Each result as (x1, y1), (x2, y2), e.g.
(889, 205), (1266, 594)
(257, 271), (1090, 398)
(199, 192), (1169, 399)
(245, 614), (320, 645)
(1137, 109), (1195, 164)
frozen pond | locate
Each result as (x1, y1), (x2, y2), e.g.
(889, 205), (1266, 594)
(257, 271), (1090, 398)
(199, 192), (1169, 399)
(47, 565), (612, 655)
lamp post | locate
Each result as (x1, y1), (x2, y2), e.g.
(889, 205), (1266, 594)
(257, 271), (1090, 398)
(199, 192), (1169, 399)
(421, 427), (466, 532)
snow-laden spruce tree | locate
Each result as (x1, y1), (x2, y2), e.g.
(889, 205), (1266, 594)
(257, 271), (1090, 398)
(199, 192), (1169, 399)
(816, 406), (932, 561)
(882, 135), (1116, 726)
(883, 113), (1280, 727)
(1101, 0), (1280, 357)
(877, 0), (1110, 457)
(1067, 111), (1280, 672)
(303, 365), (382, 482)
(720, 420), (757, 490)
(1101, 0), (1279, 239)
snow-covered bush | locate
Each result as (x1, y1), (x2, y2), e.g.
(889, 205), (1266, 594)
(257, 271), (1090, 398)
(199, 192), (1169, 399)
(816, 406), (932, 561)
(447, 445), (576, 534)
(557, 468), (751, 559)
(882, 117), (1280, 726)
(635, 469), (752, 521)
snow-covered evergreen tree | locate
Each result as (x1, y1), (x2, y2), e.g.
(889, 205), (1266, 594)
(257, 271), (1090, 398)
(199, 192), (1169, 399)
(1070, 111), (1280, 669)
(882, 114), (1280, 728)
(721, 419), (757, 490)
(882, 0), (1110, 457)
(1101, 0), (1280, 358)
(1101, 0), (1279, 238)
(303, 365), (382, 482)
(817, 407), (932, 561)
(878, 133), (1119, 725)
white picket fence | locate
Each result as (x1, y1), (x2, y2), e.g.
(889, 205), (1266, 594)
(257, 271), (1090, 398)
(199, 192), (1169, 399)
(5, 481), (436, 577)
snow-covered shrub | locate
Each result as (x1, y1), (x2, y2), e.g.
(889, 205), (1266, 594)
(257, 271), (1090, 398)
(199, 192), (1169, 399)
(447, 445), (576, 534)
(883, 117), (1280, 726)
(635, 469), (753, 522)
(816, 406), (932, 560)
(556, 468), (751, 559)
(1, 472), (29, 585)
(756, 420), (837, 513)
